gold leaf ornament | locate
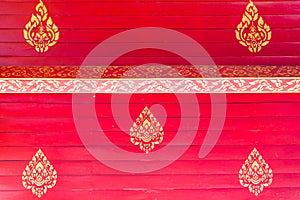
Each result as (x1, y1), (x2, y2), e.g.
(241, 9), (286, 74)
(130, 106), (164, 154)
(22, 149), (57, 198)
(239, 148), (273, 196)
(24, 0), (59, 53)
(235, 0), (271, 53)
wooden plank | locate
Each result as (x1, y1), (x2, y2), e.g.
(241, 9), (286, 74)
(2, 29), (300, 43)
(1, 56), (300, 65)
(0, 2), (299, 16)
(1, 102), (300, 118)
(1, 0), (299, 2)
(0, 145), (299, 161)
(1, 43), (300, 57)
(0, 129), (300, 146)
(1, 15), (299, 29)
(1, 159), (300, 176)
(0, 174), (300, 190)
(0, 116), (299, 132)
(0, 94), (299, 104)
(0, 188), (299, 200)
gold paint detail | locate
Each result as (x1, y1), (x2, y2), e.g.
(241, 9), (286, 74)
(1, 66), (300, 78)
(22, 149), (57, 198)
(235, 0), (271, 53)
(130, 106), (164, 154)
(239, 148), (273, 196)
(24, 0), (59, 53)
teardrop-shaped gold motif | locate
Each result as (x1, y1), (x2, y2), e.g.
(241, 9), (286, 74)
(24, 0), (59, 53)
(130, 106), (164, 154)
(22, 149), (57, 198)
(235, 0), (272, 53)
(239, 148), (273, 196)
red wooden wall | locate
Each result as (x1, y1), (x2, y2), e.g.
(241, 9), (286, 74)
(0, 0), (300, 66)
(1, 94), (300, 199)
(1, 0), (300, 199)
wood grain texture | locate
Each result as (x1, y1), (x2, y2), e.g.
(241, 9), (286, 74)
(0, 93), (300, 199)
(1, 2), (300, 16)
(0, 189), (299, 200)
(2, 29), (300, 43)
(0, 0), (300, 65)
(2, 16), (299, 29)
(0, 0), (300, 198)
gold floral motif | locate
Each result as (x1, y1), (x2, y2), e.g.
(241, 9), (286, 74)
(1, 66), (300, 78)
(239, 148), (273, 196)
(24, 0), (59, 53)
(22, 149), (57, 198)
(236, 0), (271, 53)
(130, 106), (164, 154)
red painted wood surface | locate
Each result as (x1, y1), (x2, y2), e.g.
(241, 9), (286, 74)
(1, 0), (300, 199)
(0, 0), (300, 65)
(0, 93), (300, 199)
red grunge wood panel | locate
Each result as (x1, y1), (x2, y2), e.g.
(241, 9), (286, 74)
(1, 0), (300, 199)
(0, 0), (300, 65)
(0, 93), (300, 199)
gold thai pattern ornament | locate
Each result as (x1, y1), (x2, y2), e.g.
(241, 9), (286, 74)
(1, 66), (300, 78)
(24, 0), (59, 53)
(235, 0), (272, 53)
(239, 148), (273, 196)
(22, 149), (57, 198)
(130, 106), (164, 154)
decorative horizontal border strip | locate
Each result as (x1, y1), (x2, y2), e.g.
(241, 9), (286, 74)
(1, 65), (300, 78)
(1, 78), (299, 93)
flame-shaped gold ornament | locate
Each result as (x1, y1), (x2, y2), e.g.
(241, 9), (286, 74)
(235, 0), (271, 53)
(239, 148), (273, 196)
(130, 106), (164, 154)
(24, 0), (59, 53)
(22, 149), (57, 198)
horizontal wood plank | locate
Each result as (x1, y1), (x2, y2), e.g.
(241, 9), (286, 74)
(1, 102), (300, 118)
(1, 174), (300, 190)
(0, 188), (298, 200)
(1, 56), (300, 65)
(0, 145), (299, 161)
(1, 159), (300, 176)
(1, 94), (299, 104)
(1, 43), (300, 57)
(1, 29), (300, 43)
(0, 116), (299, 132)
(1, 16), (300, 29)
